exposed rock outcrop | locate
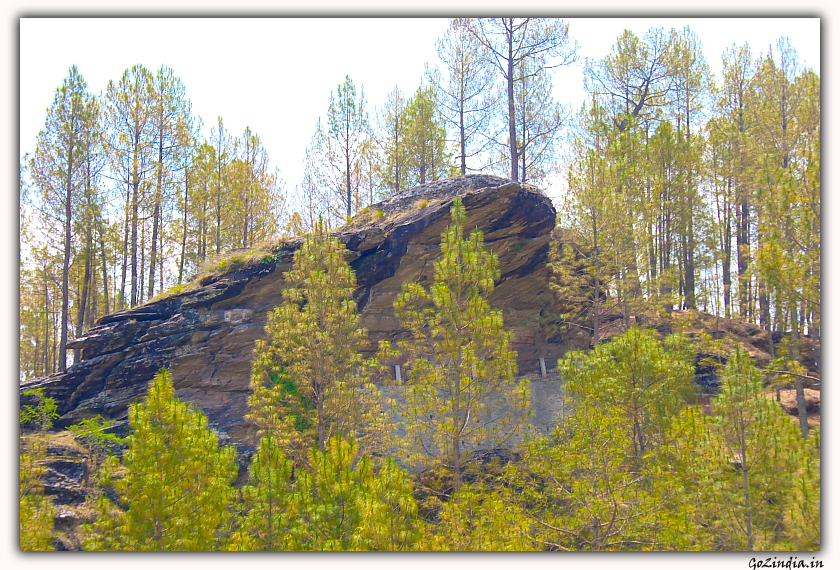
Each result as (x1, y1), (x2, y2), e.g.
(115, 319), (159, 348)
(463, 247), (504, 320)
(21, 175), (570, 451)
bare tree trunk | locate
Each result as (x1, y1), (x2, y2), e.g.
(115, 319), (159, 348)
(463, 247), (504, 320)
(789, 303), (809, 440)
(346, 149), (352, 219)
(130, 175), (140, 307)
(43, 268), (50, 374)
(148, 131), (164, 300)
(505, 20), (519, 182)
(98, 217), (110, 316)
(74, 236), (92, 364)
(459, 99), (466, 175)
(120, 183), (130, 311)
(179, 167), (189, 284)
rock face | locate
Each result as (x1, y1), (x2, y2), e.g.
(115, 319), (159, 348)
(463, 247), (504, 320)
(21, 175), (569, 450)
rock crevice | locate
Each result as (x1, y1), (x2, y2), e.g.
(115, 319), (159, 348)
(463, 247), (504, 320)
(21, 176), (568, 450)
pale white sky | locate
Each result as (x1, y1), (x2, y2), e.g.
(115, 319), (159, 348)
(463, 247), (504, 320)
(19, 17), (820, 201)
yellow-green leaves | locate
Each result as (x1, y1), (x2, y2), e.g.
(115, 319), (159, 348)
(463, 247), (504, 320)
(19, 437), (57, 551)
(560, 327), (696, 459)
(234, 434), (420, 551)
(83, 369), (238, 551)
(249, 220), (389, 462)
(395, 197), (528, 484)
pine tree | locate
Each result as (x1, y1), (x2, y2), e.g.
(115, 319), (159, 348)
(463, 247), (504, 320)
(227, 433), (297, 551)
(352, 456), (421, 551)
(145, 66), (193, 299)
(394, 197), (529, 485)
(464, 18), (577, 182)
(435, 19), (498, 175)
(685, 350), (803, 551)
(327, 76), (370, 220)
(558, 327), (695, 459)
(559, 134), (622, 344)
(105, 64), (156, 309)
(519, 408), (678, 550)
(402, 84), (452, 186)
(83, 369), (238, 551)
(377, 86), (409, 197)
(229, 433), (420, 551)
(520, 328), (696, 551)
(30, 65), (99, 370)
(547, 235), (598, 341)
(229, 126), (283, 248)
(783, 427), (820, 549)
(248, 220), (389, 461)
(291, 435), (420, 551)
(423, 482), (535, 550)
(209, 116), (233, 255)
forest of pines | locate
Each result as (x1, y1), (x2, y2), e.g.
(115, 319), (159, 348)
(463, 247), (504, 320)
(20, 18), (819, 552)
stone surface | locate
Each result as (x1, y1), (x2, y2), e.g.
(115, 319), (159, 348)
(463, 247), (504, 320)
(21, 175), (572, 452)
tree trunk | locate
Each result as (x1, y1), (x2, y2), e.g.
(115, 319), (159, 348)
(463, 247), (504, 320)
(789, 302), (809, 440)
(130, 174), (140, 307)
(120, 183), (130, 311)
(346, 149), (352, 219)
(506, 20), (519, 182)
(737, 199), (750, 319)
(74, 236), (92, 364)
(592, 209), (600, 346)
(179, 167), (189, 284)
(59, 136), (75, 372)
(459, 99), (466, 175)
(98, 217), (110, 316)
(148, 131), (165, 300)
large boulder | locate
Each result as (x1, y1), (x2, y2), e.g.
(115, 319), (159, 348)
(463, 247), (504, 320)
(20, 175), (571, 451)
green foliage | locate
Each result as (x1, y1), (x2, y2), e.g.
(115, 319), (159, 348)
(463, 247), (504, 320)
(20, 388), (60, 431)
(352, 455), (421, 550)
(286, 436), (416, 551)
(67, 415), (123, 455)
(663, 350), (812, 551)
(548, 238), (598, 338)
(559, 327), (696, 458)
(20, 437), (57, 551)
(82, 369), (238, 551)
(518, 420), (678, 551)
(231, 434), (420, 551)
(783, 427), (820, 549)
(67, 415), (124, 486)
(703, 350), (804, 550)
(327, 75), (370, 220)
(249, 219), (390, 463)
(402, 85), (452, 186)
(422, 482), (535, 550)
(227, 433), (297, 551)
(394, 197), (529, 483)
(509, 327), (700, 551)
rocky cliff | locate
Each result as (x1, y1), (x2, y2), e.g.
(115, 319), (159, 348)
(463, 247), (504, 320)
(21, 175), (570, 450)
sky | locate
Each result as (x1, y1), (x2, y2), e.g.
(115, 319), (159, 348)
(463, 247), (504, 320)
(19, 17), (820, 202)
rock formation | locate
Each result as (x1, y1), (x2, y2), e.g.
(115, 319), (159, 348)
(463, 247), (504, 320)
(21, 175), (570, 450)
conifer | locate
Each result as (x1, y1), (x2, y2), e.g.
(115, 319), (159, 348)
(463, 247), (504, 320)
(83, 369), (238, 551)
(248, 219), (389, 462)
(394, 197), (529, 485)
